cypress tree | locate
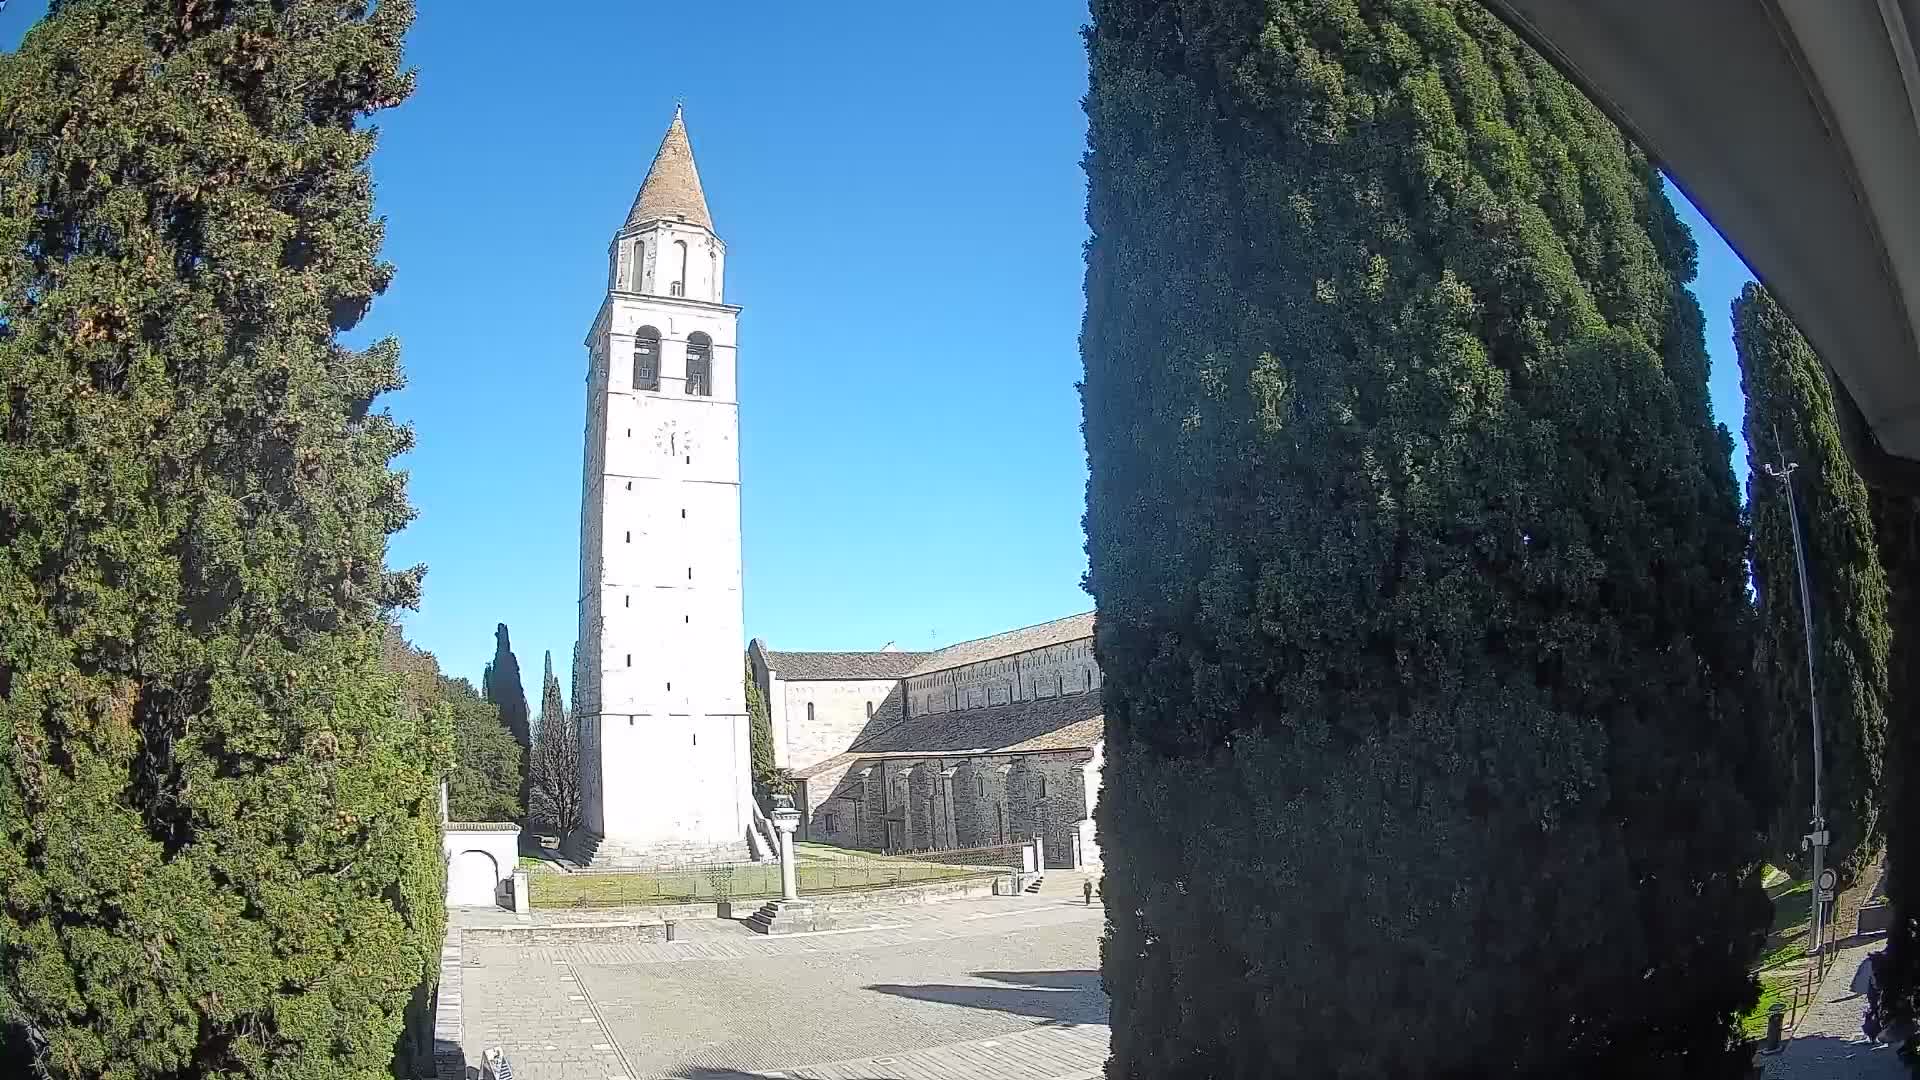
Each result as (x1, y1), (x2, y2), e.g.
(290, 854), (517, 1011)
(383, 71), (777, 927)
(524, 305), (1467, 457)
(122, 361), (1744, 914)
(1080, 1), (1767, 1074)
(482, 622), (530, 817)
(746, 659), (780, 803)
(0, 3), (443, 1077)
(539, 650), (564, 742)
(529, 649), (580, 834)
(1736, 283), (1889, 883)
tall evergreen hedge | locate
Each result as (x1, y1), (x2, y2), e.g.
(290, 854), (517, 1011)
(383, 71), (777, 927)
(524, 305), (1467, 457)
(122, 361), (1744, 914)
(0, 3), (443, 1076)
(1871, 493), (1920, 1042)
(1736, 283), (1889, 883)
(1080, 1), (1768, 1074)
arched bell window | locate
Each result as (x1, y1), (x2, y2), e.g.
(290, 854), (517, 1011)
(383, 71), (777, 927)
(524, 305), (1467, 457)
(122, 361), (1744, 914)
(685, 332), (713, 397)
(632, 326), (661, 391)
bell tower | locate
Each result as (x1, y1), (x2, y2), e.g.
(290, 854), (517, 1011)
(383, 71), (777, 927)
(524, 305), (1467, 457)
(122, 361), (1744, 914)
(573, 107), (752, 865)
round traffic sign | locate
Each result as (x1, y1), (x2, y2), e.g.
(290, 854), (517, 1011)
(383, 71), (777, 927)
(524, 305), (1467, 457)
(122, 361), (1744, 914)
(1818, 868), (1839, 893)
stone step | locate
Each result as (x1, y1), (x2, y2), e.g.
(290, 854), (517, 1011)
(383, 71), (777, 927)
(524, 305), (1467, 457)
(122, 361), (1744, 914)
(744, 898), (822, 936)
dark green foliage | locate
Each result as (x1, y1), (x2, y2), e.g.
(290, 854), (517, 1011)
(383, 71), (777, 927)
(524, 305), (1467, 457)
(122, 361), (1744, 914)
(539, 650), (564, 742)
(1870, 494), (1920, 1042)
(482, 621), (530, 816)
(376, 626), (452, 1079)
(746, 660), (785, 804)
(1080, 1), (1767, 1075)
(447, 675), (523, 823)
(0, 3), (442, 1077)
(1736, 283), (1889, 883)
(385, 622), (518, 831)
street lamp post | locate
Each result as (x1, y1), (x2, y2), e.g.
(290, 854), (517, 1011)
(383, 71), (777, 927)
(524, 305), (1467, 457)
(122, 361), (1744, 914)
(1763, 435), (1829, 963)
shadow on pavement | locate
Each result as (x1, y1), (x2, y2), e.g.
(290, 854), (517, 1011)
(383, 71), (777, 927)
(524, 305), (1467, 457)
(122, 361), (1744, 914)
(669, 1071), (904, 1080)
(972, 969), (1103, 992)
(864, 968), (1106, 1026)
(1764, 1032), (1911, 1078)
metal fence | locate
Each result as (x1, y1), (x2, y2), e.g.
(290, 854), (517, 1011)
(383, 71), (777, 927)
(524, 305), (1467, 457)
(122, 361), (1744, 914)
(528, 843), (1024, 909)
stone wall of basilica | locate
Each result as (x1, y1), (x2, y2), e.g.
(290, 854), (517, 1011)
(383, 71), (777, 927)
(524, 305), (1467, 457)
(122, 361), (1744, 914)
(905, 638), (1101, 719)
(799, 749), (1100, 870)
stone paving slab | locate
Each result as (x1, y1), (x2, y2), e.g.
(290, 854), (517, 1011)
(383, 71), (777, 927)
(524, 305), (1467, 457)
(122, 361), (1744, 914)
(457, 900), (1106, 1079)
(772, 1024), (1108, 1080)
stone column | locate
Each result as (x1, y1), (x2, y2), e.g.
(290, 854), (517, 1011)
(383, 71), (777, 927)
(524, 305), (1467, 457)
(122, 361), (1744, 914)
(989, 760), (1015, 843)
(772, 795), (801, 901)
(939, 763), (961, 850)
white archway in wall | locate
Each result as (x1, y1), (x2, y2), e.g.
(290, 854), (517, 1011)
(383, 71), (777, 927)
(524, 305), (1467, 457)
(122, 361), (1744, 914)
(448, 849), (501, 908)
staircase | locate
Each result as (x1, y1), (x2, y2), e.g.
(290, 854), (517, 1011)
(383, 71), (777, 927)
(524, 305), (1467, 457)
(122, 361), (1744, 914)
(561, 830), (604, 867)
(744, 898), (819, 936)
(746, 802), (780, 864)
(1023, 874), (1045, 894)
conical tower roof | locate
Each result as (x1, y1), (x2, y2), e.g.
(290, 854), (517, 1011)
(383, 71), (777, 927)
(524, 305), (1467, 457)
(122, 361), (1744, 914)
(624, 106), (712, 231)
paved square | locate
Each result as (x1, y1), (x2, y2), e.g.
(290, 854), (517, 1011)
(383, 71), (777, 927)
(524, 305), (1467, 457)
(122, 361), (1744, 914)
(458, 895), (1109, 1079)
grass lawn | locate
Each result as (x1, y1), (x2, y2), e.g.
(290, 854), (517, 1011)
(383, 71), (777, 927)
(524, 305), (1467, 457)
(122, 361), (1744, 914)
(528, 851), (998, 909)
(1737, 869), (1815, 1037)
(1743, 969), (1799, 1038)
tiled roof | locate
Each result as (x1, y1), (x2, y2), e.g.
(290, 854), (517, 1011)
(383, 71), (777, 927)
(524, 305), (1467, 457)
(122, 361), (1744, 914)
(848, 690), (1103, 756)
(907, 612), (1095, 677)
(763, 650), (928, 681)
(625, 107), (712, 231)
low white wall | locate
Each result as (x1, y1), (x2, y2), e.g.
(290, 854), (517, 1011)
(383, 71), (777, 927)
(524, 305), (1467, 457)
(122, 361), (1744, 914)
(444, 823), (520, 909)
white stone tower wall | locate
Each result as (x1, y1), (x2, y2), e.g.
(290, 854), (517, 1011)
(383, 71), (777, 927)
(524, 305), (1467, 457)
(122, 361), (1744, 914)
(573, 110), (751, 864)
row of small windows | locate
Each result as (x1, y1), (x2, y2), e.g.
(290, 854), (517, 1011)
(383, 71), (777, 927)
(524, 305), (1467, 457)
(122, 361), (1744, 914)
(910, 664), (1105, 714)
(799, 699), (882, 726)
(619, 238), (700, 297)
(630, 327), (713, 396)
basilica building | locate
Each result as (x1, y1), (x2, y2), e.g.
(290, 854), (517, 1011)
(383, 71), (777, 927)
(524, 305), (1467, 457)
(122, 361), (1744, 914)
(571, 106), (1103, 871)
(748, 613), (1105, 870)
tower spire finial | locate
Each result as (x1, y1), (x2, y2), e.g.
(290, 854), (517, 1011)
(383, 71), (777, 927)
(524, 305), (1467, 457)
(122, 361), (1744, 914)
(623, 105), (711, 231)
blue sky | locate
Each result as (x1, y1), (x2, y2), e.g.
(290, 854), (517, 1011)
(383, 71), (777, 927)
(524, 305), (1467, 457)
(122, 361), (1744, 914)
(3, 1), (1759, 692)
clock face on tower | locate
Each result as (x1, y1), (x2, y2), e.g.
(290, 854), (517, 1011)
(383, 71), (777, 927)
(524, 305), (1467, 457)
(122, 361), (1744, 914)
(652, 420), (697, 460)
